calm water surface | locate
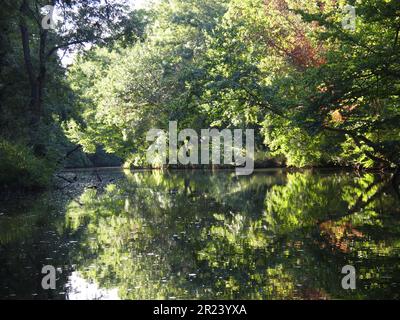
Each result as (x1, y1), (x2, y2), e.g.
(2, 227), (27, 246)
(0, 169), (399, 300)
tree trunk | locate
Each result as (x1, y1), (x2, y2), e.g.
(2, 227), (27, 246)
(19, 0), (51, 154)
(19, 0), (38, 120)
(37, 28), (49, 120)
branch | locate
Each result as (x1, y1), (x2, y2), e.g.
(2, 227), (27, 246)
(323, 126), (392, 166)
(393, 23), (400, 51)
(46, 39), (88, 59)
(319, 176), (390, 224)
(56, 174), (76, 184)
(56, 145), (82, 166)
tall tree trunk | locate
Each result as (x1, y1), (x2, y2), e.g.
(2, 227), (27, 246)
(19, 0), (38, 121)
(19, 0), (50, 154)
(37, 28), (48, 120)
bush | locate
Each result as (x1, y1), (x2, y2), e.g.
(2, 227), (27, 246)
(0, 138), (55, 189)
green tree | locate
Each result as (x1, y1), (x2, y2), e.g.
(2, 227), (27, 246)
(67, 0), (229, 167)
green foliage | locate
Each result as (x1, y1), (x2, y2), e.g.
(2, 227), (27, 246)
(68, 0), (400, 169)
(0, 138), (55, 189)
(1, 169), (399, 299)
(67, 0), (230, 167)
(286, 0), (400, 167)
(0, 0), (148, 187)
(61, 170), (400, 299)
(2, 0), (400, 189)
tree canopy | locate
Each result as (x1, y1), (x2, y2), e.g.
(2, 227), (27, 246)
(66, 0), (400, 171)
(1, 0), (399, 188)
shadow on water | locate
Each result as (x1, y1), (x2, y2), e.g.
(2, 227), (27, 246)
(0, 169), (399, 300)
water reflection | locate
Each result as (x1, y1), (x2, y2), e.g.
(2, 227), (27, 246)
(67, 272), (119, 300)
(0, 169), (399, 299)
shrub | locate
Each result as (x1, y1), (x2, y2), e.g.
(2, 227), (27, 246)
(0, 138), (55, 189)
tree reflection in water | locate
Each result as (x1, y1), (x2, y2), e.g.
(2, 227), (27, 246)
(0, 169), (399, 299)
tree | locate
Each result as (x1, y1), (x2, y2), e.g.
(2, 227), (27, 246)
(0, 0), (146, 188)
(67, 0), (229, 167)
(16, 0), (136, 147)
(294, 0), (400, 168)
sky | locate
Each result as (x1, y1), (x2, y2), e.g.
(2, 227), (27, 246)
(58, 0), (155, 66)
(128, 0), (152, 9)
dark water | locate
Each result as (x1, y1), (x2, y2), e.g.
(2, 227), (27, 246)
(0, 169), (399, 300)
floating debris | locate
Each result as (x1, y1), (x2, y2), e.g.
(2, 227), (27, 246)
(172, 234), (180, 240)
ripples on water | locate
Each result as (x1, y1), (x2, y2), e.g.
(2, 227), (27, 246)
(0, 169), (399, 300)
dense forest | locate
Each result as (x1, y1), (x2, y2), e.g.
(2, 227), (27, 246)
(1, 0), (400, 301)
(1, 0), (399, 189)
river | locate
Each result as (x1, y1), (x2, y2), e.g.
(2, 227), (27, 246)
(0, 169), (399, 299)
